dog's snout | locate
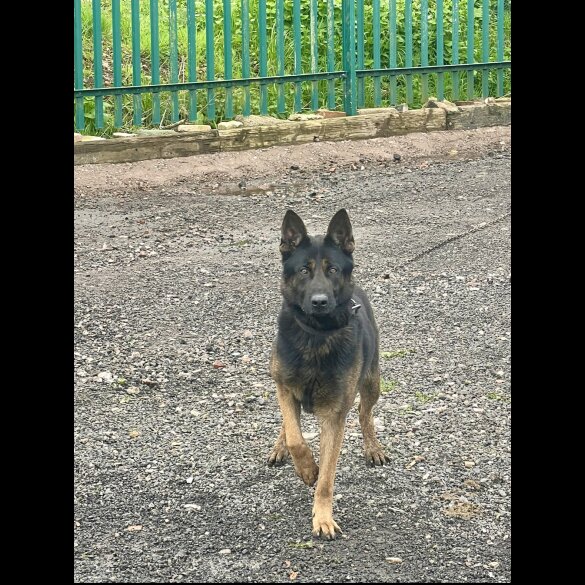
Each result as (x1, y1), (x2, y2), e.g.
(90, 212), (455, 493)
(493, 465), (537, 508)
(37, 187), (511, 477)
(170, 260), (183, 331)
(311, 294), (329, 309)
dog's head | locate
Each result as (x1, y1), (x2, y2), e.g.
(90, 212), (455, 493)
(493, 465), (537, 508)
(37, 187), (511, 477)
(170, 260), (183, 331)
(279, 209), (355, 317)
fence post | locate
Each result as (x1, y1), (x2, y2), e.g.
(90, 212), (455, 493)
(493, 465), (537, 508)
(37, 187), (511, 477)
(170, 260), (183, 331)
(342, 0), (357, 115)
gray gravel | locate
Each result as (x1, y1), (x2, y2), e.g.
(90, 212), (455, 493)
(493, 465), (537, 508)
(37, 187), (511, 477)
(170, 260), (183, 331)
(74, 142), (511, 583)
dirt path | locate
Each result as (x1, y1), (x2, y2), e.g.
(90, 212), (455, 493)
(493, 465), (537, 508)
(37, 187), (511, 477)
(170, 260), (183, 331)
(74, 127), (511, 583)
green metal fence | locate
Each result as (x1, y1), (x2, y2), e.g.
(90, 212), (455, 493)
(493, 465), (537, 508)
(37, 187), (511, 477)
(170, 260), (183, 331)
(74, 0), (511, 133)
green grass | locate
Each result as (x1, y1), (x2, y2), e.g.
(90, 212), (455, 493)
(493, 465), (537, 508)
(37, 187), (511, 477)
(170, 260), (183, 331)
(381, 378), (397, 394)
(76, 0), (511, 135)
(289, 540), (315, 549)
(487, 391), (509, 402)
(414, 390), (435, 404)
(381, 348), (415, 359)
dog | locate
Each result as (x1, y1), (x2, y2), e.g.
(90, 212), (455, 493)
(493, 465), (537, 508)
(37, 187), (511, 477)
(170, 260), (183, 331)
(267, 208), (389, 539)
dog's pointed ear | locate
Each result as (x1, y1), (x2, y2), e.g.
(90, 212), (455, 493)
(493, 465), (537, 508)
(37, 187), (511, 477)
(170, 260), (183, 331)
(326, 209), (355, 254)
(280, 210), (308, 256)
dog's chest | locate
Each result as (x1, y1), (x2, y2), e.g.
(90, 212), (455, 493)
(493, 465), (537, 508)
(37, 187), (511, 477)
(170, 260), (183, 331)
(288, 350), (346, 413)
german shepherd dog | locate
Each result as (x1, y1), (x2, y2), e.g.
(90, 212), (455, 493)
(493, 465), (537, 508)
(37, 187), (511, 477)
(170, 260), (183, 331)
(267, 209), (389, 539)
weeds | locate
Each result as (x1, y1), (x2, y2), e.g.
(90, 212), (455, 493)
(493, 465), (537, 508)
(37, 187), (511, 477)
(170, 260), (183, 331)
(75, 0), (511, 134)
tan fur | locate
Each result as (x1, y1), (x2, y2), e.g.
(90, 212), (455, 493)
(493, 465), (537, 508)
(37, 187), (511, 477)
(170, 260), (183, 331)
(276, 384), (319, 486)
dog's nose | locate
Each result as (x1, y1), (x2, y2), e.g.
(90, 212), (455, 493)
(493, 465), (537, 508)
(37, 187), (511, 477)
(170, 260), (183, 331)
(311, 294), (329, 309)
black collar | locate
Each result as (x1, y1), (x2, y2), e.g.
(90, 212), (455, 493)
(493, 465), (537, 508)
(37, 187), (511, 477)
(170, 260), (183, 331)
(293, 298), (361, 335)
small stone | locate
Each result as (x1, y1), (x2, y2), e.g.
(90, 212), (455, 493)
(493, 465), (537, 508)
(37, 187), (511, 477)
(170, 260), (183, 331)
(219, 548), (231, 555)
(128, 430), (140, 439)
(217, 120), (243, 130)
(183, 503), (201, 510)
(386, 557), (403, 564)
(393, 153), (401, 162)
(213, 360), (225, 369)
(126, 386), (140, 395)
(288, 113), (323, 121)
(395, 103), (408, 112)
(176, 124), (212, 133)
(243, 329), (253, 339)
(136, 128), (177, 136)
(424, 97), (459, 112)
(74, 133), (83, 143)
(97, 372), (114, 384)
(464, 461), (475, 468)
(357, 107), (398, 115)
(126, 525), (143, 532)
(290, 165), (300, 170)
(316, 109), (347, 118)
(302, 432), (318, 441)
(186, 476), (194, 484)
(235, 114), (289, 127)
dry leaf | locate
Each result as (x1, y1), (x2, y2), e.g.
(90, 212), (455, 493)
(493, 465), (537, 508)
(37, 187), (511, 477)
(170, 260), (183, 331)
(128, 430), (140, 439)
(126, 525), (142, 532)
(386, 557), (403, 564)
(289, 571), (299, 580)
(443, 502), (481, 519)
(405, 455), (425, 469)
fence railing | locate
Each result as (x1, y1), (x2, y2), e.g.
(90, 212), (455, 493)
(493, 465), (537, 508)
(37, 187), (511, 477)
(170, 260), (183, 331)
(74, 0), (511, 134)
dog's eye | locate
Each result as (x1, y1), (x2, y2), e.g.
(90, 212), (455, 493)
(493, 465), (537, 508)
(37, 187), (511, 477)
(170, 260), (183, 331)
(328, 266), (338, 274)
(300, 267), (309, 275)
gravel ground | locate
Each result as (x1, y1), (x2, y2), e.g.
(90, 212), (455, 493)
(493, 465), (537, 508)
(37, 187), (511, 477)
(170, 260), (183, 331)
(74, 127), (511, 583)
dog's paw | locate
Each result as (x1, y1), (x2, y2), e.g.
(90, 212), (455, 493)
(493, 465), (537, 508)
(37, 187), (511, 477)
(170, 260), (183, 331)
(364, 444), (390, 467)
(296, 460), (319, 486)
(267, 443), (289, 467)
(312, 512), (342, 540)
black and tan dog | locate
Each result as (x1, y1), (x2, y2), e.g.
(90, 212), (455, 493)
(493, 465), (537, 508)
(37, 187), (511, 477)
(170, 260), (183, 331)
(268, 208), (389, 539)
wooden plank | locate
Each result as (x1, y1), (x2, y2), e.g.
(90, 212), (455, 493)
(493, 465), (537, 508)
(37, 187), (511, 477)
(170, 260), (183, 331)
(74, 108), (450, 165)
(447, 103), (511, 130)
(74, 132), (222, 165)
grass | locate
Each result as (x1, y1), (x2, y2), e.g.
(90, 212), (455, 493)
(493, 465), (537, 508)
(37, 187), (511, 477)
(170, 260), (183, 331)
(380, 378), (397, 394)
(414, 390), (435, 404)
(381, 348), (415, 359)
(289, 540), (315, 549)
(487, 391), (509, 402)
(76, 0), (511, 135)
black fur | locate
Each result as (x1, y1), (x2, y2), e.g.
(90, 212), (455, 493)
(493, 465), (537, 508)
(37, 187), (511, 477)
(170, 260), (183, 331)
(272, 209), (379, 414)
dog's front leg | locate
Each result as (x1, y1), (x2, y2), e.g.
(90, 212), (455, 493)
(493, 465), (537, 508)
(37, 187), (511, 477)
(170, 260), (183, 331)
(276, 385), (319, 486)
(312, 413), (346, 539)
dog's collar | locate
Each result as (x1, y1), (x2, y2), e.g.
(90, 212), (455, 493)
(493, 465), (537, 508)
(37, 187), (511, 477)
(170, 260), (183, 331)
(293, 298), (361, 335)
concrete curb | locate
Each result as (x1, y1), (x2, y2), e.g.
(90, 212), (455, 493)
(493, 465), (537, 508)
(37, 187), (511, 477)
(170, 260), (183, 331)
(74, 100), (510, 166)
